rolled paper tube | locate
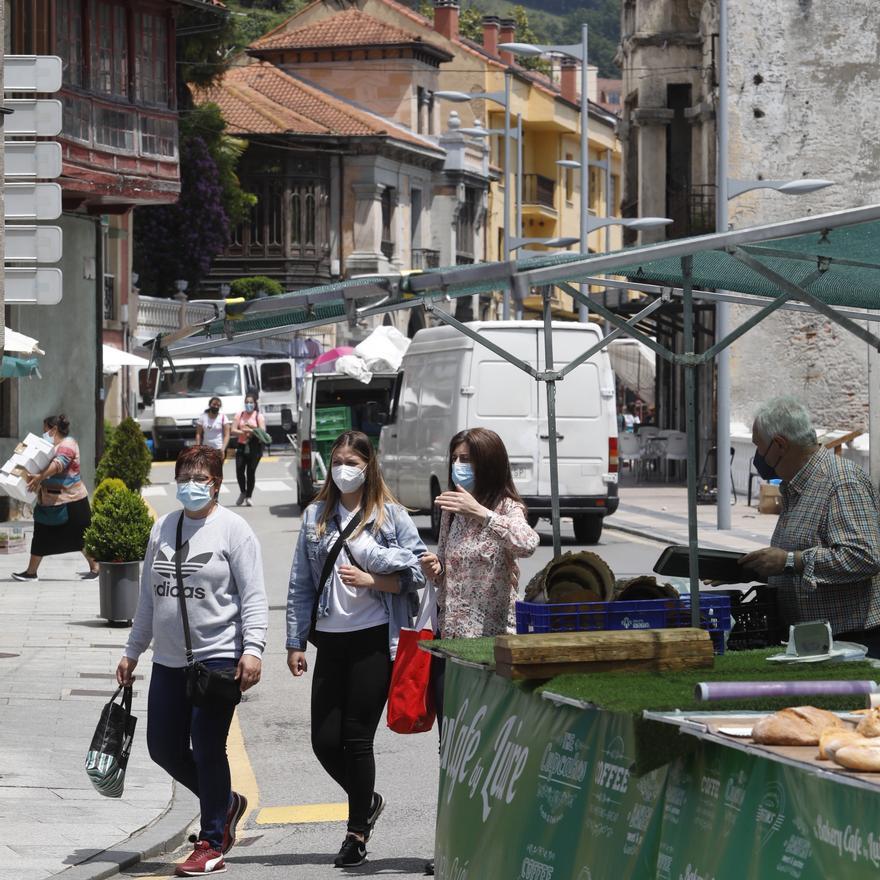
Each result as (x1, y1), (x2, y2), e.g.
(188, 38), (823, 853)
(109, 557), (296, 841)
(694, 680), (878, 702)
(867, 692), (880, 709)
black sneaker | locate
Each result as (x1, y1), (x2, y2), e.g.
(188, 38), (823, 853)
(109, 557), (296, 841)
(364, 792), (385, 842)
(425, 860), (434, 876)
(12, 571), (37, 582)
(334, 834), (366, 868)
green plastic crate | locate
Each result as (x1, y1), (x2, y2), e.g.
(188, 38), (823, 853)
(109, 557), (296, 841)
(314, 405), (351, 440)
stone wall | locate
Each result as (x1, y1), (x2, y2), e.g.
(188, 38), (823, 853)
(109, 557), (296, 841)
(724, 0), (880, 431)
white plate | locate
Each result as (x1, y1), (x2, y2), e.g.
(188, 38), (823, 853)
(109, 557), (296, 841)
(718, 726), (753, 737)
(766, 641), (868, 664)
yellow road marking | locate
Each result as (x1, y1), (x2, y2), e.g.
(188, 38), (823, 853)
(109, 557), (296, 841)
(256, 803), (349, 825)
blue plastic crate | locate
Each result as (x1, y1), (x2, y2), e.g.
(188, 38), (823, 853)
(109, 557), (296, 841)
(515, 594), (732, 654)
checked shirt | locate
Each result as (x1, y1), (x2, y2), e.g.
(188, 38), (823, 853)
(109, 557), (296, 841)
(771, 446), (880, 634)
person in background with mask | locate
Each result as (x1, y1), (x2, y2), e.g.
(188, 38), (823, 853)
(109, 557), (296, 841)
(117, 446), (268, 877)
(231, 393), (266, 507)
(13, 414), (99, 581)
(286, 430), (426, 868)
(741, 396), (880, 656)
(195, 397), (230, 458)
(418, 426), (538, 875)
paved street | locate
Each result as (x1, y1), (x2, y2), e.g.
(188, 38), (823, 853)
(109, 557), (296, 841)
(0, 452), (778, 880)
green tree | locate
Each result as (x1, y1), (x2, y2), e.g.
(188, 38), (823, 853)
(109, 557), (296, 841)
(95, 418), (153, 493)
(512, 5), (550, 73)
(230, 275), (285, 300)
(459, 6), (484, 41)
(92, 478), (128, 511)
(83, 488), (154, 563)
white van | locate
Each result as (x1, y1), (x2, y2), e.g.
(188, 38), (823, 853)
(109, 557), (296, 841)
(257, 358), (297, 442)
(379, 321), (619, 543)
(151, 356), (259, 458)
(294, 369), (398, 505)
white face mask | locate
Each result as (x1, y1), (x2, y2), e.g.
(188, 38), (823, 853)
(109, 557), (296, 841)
(332, 464), (366, 494)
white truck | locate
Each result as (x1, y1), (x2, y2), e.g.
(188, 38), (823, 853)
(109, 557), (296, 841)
(378, 321), (620, 543)
(294, 369), (398, 506)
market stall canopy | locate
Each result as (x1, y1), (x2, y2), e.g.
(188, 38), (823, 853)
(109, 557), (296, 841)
(102, 344), (149, 376)
(608, 338), (656, 406)
(4, 328), (45, 356)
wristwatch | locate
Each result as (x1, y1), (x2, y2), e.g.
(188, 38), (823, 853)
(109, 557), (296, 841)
(783, 551), (796, 574)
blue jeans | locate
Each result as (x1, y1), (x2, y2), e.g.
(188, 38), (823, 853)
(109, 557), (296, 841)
(147, 659), (237, 848)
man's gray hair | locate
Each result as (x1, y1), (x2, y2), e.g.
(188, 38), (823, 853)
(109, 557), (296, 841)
(753, 396), (817, 447)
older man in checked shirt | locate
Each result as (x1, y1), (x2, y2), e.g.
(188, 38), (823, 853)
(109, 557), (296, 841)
(740, 396), (880, 657)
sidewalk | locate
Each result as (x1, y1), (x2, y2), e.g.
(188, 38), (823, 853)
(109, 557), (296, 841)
(0, 532), (196, 880)
(605, 477), (778, 553)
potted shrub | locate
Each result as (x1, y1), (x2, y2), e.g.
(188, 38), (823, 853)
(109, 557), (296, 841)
(95, 417), (152, 492)
(84, 483), (154, 625)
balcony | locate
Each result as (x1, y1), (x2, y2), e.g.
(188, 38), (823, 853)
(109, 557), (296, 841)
(522, 173), (557, 219)
(411, 248), (440, 270)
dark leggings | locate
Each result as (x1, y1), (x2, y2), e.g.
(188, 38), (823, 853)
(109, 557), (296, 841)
(311, 624), (391, 834)
(146, 660), (237, 849)
(235, 445), (262, 497)
(430, 651), (446, 740)
(836, 628), (880, 659)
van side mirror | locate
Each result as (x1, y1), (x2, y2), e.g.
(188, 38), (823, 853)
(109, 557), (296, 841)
(281, 407), (295, 432)
(364, 401), (388, 426)
(142, 392), (153, 406)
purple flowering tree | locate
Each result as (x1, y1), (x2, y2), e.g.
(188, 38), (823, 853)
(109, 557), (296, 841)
(133, 135), (230, 296)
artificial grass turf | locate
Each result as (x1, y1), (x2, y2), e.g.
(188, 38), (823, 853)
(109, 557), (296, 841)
(425, 639), (879, 714)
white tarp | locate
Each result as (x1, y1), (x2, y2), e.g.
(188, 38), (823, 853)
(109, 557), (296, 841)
(103, 344), (149, 375)
(608, 338), (656, 405)
(354, 325), (410, 373)
(4, 327), (45, 355)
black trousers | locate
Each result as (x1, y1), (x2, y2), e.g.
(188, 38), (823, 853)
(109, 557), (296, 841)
(836, 627), (880, 659)
(235, 444), (262, 497)
(311, 624), (391, 834)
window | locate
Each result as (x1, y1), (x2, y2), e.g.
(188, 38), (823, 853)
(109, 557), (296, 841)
(456, 187), (479, 261)
(157, 365), (242, 399)
(564, 153), (574, 203)
(260, 362), (292, 393)
(62, 93), (91, 142)
(140, 115), (177, 158)
(136, 12), (169, 107)
(91, 1), (129, 98)
(55, 0), (83, 86)
(381, 187), (395, 260)
(95, 105), (136, 151)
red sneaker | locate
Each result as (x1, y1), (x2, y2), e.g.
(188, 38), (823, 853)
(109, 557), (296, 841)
(221, 791), (248, 854)
(175, 841), (226, 876)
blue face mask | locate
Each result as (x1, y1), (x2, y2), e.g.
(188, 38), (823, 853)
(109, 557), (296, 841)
(176, 480), (214, 512)
(451, 461), (475, 492)
(42, 431), (54, 443)
(245, 403), (255, 413)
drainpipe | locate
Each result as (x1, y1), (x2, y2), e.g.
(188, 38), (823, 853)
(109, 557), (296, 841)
(94, 216), (105, 468)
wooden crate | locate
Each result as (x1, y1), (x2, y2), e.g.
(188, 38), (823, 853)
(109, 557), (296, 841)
(494, 627), (714, 680)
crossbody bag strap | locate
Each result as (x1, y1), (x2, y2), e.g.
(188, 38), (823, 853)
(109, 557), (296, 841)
(175, 513), (195, 667)
(316, 511), (363, 595)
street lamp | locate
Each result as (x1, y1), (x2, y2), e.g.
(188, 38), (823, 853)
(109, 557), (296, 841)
(509, 235), (580, 251)
(437, 74), (519, 319)
(714, 0), (834, 529)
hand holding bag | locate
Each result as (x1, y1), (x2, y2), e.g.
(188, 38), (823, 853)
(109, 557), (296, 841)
(175, 514), (241, 708)
(387, 580), (437, 734)
(85, 685), (137, 798)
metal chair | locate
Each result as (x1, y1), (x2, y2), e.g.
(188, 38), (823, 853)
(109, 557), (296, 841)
(661, 430), (688, 481)
(618, 432), (643, 478)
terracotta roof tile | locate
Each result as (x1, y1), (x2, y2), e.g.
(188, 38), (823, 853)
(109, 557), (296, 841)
(193, 63), (440, 153)
(250, 8), (439, 52)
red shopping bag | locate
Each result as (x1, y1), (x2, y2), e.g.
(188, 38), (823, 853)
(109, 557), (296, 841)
(386, 625), (436, 733)
(387, 581), (437, 734)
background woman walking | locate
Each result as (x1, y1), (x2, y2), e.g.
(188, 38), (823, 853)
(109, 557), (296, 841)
(13, 414), (99, 581)
(231, 394), (266, 507)
(286, 430), (426, 868)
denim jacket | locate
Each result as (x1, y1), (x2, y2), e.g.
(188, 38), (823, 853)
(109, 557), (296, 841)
(286, 501), (427, 659)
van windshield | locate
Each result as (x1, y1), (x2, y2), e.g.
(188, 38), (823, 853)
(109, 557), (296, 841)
(157, 365), (242, 399)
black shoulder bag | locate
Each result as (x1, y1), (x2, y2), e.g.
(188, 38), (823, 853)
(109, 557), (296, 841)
(307, 512), (362, 646)
(175, 513), (242, 708)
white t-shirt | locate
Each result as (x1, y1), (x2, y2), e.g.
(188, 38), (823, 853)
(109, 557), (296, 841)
(316, 503), (389, 633)
(198, 412), (227, 449)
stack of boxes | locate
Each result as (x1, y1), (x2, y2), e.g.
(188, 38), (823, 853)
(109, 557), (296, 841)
(0, 433), (54, 504)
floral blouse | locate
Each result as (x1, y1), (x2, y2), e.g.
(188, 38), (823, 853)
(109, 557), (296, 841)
(435, 496), (539, 639)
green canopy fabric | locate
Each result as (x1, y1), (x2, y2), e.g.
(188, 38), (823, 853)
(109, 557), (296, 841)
(0, 356), (41, 378)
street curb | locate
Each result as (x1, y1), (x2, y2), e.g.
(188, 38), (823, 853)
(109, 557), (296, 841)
(55, 783), (199, 880)
(604, 520), (684, 547)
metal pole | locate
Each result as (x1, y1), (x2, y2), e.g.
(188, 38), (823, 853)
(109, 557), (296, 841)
(543, 290), (562, 556)
(502, 71), (512, 320)
(715, 0), (732, 527)
(578, 22), (590, 323)
(515, 113), (524, 319)
(604, 148), (612, 254)
(682, 255), (701, 627)
(870, 322), (880, 488)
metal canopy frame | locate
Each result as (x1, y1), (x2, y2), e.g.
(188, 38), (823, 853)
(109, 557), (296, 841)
(148, 203), (880, 629)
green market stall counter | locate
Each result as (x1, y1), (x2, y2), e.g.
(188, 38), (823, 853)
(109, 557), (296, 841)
(425, 640), (880, 880)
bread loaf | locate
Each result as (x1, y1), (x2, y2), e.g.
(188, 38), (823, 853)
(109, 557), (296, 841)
(856, 708), (880, 737)
(833, 744), (880, 772)
(818, 728), (869, 760)
(751, 706), (844, 746)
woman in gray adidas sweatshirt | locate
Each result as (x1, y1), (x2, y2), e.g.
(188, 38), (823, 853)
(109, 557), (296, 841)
(116, 446), (268, 877)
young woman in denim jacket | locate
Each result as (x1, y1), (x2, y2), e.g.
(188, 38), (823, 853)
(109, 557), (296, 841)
(286, 430), (426, 868)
